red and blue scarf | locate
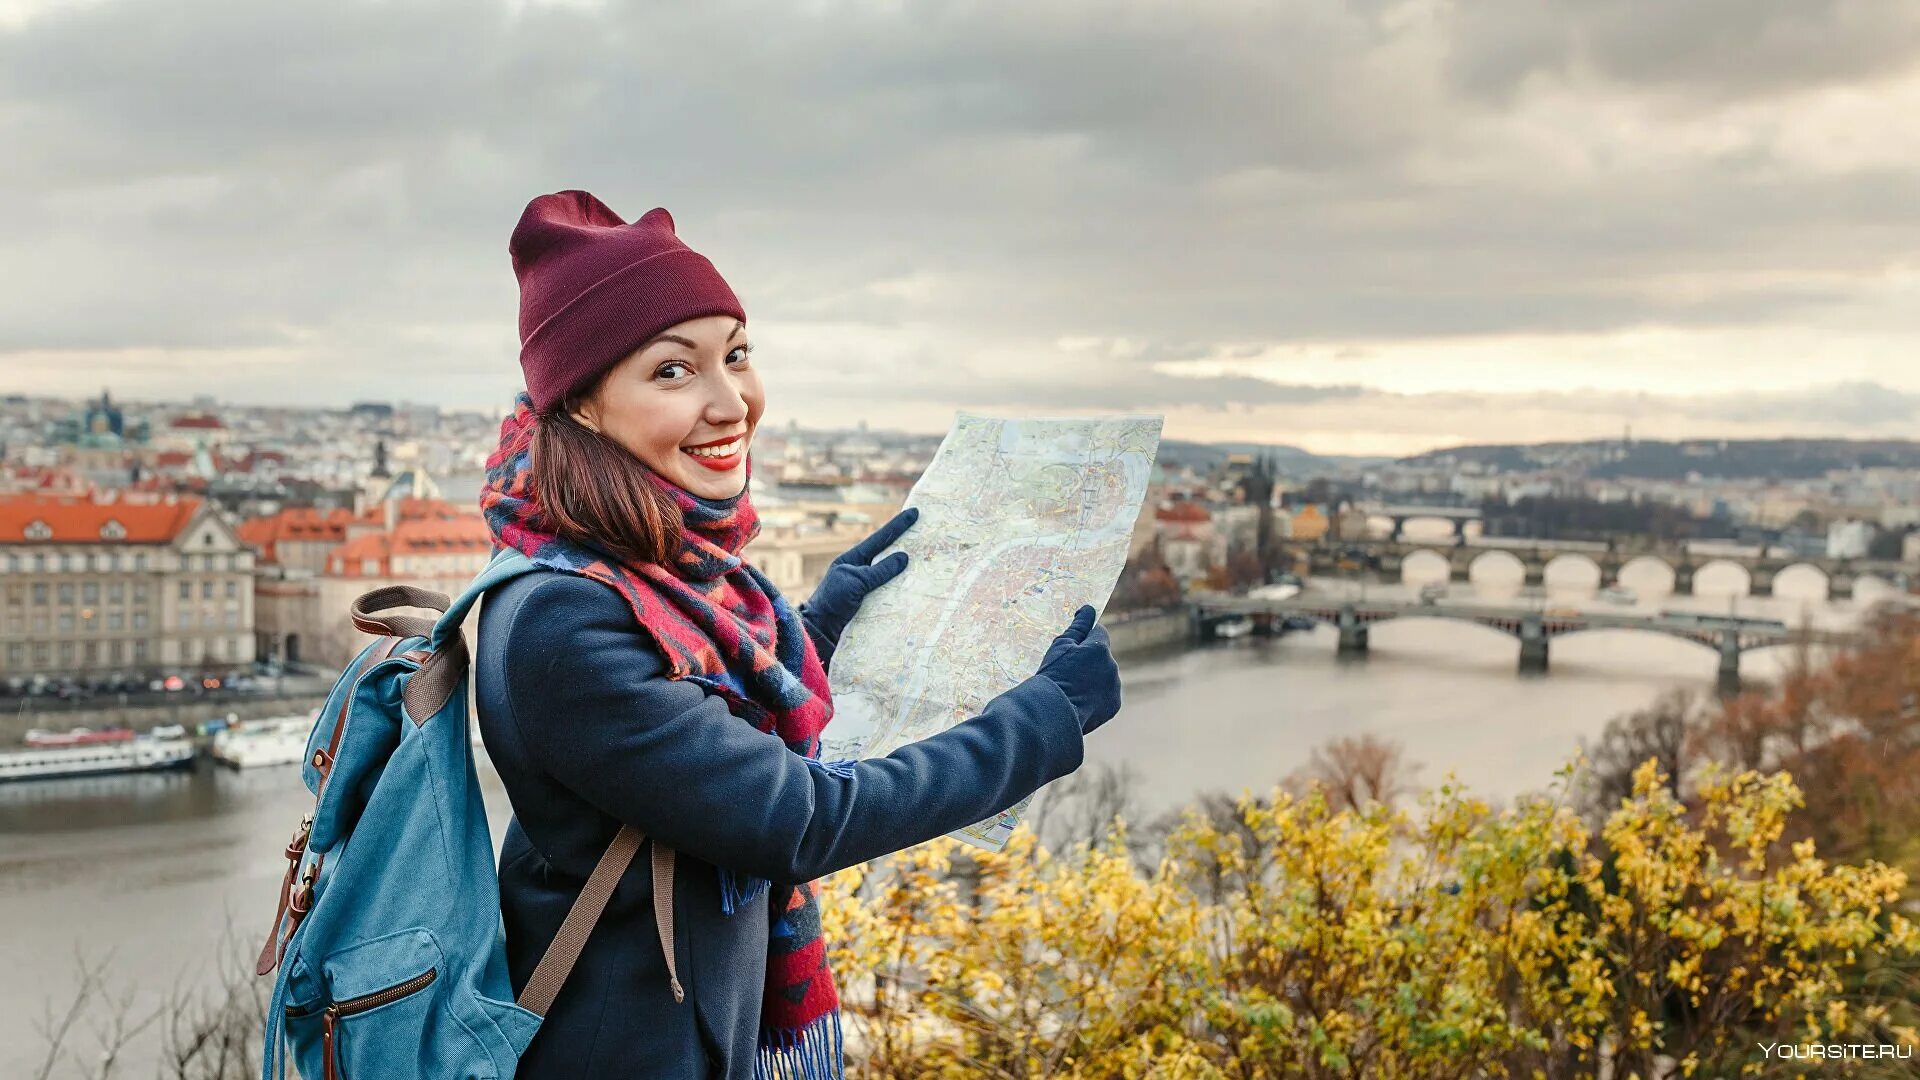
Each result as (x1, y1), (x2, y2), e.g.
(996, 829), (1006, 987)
(481, 392), (844, 1079)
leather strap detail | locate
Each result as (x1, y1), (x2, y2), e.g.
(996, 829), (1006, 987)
(516, 825), (664, 1016)
(401, 634), (469, 726)
(255, 637), (401, 977)
(652, 841), (684, 1003)
(349, 585), (449, 639)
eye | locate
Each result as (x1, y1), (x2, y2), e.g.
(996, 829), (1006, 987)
(654, 361), (694, 382)
(727, 343), (754, 365)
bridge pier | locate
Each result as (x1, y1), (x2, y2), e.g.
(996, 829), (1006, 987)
(1717, 631), (1742, 696)
(1672, 564), (1695, 596)
(1831, 574), (1855, 601)
(1518, 616), (1549, 674)
(1521, 558), (1547, 588)
(1337, 607), (1369, 658)
(1749, 568), (1774, 598)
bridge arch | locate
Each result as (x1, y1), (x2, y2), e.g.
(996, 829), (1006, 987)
(1854, 573), (1902, 603)
(1693, 559), (1752, 598)
(1543, 553), (1602, 592)
(1771, 562), (1830, 601)
(1467, 550), (1526, 595)
(1618, 556), (1676, 596)
(1399, 548), (1451, 586)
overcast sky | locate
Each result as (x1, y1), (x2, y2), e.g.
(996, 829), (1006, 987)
(4, 0), (1920, 455)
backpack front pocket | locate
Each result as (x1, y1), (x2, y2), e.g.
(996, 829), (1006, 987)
(282, 928), (496, 1080)
(286, 967), (438, 1080)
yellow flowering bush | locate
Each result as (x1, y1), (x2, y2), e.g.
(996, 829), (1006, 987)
(822, 759), (1919, 1078)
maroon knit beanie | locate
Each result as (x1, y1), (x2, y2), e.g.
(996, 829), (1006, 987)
(510, 190), (746, 412)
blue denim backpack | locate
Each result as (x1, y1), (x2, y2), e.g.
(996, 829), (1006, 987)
(255, 549), (679, 1079)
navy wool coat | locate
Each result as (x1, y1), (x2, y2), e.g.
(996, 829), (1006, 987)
(474, 569), (1087, 1079)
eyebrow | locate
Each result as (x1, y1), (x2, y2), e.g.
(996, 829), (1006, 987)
(644, 320), (746, 352)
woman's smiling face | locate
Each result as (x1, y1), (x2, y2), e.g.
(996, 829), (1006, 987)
(568, 314), (763, 500)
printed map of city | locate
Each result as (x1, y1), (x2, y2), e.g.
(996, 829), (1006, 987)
(821, 412), (1163, 850)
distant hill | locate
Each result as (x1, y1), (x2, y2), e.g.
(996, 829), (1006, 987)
(1397, 438), (1920, 480)
(1158, 439), (1383, 476)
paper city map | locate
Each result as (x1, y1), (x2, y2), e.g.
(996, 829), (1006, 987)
(820, 412), (1163, 851)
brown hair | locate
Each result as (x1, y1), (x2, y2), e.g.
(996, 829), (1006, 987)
(529, 401), (682, 565)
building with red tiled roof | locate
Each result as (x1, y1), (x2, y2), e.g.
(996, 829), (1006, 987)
(237, 507), (360, 573)
(0, 492), (255, 682)
(306, 514), (493, 667)
(325, 516), (492, 579)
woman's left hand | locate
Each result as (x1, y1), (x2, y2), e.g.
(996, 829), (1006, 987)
(800, 506), (919, 644)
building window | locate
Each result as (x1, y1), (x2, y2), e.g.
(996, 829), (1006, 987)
(108, 611), (124, 630)
(225, 610), (238, 628)
(108, 583), (123, 603)
(58, 613), (74, 633)
(82, 583), (100, 604)
(31, 583), (47, 604)
(58, 641), (73, 665)
(83, 641), (98, 665)
(202, 581), (214, 599)
(24, 521), (51, 541)
(31, 554), (44, 572)
(58, 583), (75, 604)
(0, 554), (10, 573)
(133, 584), (148, 603)
(6, 643), (21, 666)
(179, 582), (191, 600)
(226, 580), (238, 599)
(133, 641), (147, 663)
(179, 610), (193, 629)
(32, 642), (48, 665)
(134, 553), (147, 572)
(109, 641), (123, 663)
(212, 637), (225, 660)
(32, 614), (48, 634)
(133, 612), (148, 630)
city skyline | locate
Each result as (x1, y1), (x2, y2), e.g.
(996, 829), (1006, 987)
(6, 1), (1920, 455)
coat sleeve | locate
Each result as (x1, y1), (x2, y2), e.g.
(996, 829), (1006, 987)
(496, 573), (1086, 883)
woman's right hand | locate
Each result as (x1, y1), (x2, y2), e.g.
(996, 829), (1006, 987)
(1032, 605), (1122, 735)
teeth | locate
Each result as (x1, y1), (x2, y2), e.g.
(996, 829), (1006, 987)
(683, 438), (743, 459)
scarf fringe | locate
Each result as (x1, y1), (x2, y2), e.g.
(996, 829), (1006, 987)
(718, 866), (773, 915)
(755, 1009), (844, 1080)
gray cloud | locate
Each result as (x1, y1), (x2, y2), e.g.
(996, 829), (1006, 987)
(1, 0), (1918, 446)
(1447, 0), (1920, 105)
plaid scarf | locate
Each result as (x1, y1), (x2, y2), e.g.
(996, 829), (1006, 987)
(481, 393), (844, 1079)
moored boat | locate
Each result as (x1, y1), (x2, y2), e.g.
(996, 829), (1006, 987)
(210, 715), (316, 769)
(23, 726), (136, 748)
(0, 729), (195, 784)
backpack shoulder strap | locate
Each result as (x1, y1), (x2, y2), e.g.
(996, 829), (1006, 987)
(515, 829), (683, 1015)
(431, 547), (540, 651)
(431, 548), (686, 1013)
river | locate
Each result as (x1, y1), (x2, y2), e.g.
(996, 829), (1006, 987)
(0, 567), (1894, 1074)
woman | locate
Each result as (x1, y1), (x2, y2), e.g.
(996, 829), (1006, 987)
(474, 190), (1124, 1080)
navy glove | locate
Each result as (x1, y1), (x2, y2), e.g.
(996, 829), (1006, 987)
(1032, 605), (1122, 736)
(800, 506), (919, 648)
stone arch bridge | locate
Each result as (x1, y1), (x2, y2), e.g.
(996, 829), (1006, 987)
(1297, 540), (1909, 600)
(1193, 595), (1860, 694)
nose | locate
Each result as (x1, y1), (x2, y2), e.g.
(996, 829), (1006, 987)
(704, 366), (750, 426)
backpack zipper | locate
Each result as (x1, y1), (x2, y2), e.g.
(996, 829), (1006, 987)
(284, 967), (438, 1080)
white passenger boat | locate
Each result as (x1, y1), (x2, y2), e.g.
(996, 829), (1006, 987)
(210, 715), (316, 769)
(0, 729), (195, 784)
